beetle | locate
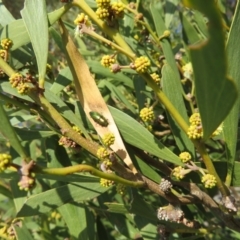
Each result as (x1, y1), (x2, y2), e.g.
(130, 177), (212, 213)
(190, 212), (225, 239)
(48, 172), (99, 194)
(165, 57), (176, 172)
(89, 111), (108, 127)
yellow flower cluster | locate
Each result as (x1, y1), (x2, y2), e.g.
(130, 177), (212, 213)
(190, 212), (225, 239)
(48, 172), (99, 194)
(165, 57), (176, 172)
(102, 133), (115, 147)
(0, 153), (12, 172)
(150, 73), (161, 85)
(139, 107), (154, 122)
(95, 0), (125, 20)
(110, 2), (125, 18)
(18, 174), (35, 191)
(201, 174), (217, 188)
(97, 147), (110, 160)
(96, 0), (111, 8)
(9, 73), (30, 95)
(0, 49), (7, 59)
(72, 125), (82, 134)
(101, 55), (116, 68)
(179, 152), (191, 163)
(73, 13), (91, 27)
(172, 166), (185, 180)
(1, 38), (13, 50)
(96, 7), (110, 19)
(187, 113), (203, 139)
(100, 178), (114, 187)
(133, 56), (151, 73)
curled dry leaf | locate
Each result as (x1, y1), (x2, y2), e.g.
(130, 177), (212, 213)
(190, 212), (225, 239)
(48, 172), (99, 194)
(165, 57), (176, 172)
(59, 20), (137, 174)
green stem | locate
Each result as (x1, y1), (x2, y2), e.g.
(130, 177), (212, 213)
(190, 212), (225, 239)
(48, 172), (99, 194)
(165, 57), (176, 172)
(194, 141), (229, 196)
(32, 93), (99, 157)
(37, 164), (145, 188)
(81, 27), (135, 60)
(0, 57), (15, 76)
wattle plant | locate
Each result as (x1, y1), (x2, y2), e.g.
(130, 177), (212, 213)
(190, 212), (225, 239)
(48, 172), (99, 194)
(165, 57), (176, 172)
(0, 0), (240, 239)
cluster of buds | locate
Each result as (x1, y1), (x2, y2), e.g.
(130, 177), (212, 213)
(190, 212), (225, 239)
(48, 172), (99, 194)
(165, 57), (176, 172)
(131, 56), (151, 73)
(1, 38), (13, 50)
(187, 113), (203, 139)
(201, 174), (217, 188)
(74, 13), (93, 36)
(95, 0), (125, 22)
(0, 38), (13, 77)
(58, 126), (82, 149)
(157, 205), (184, 223)
(18, 160), (36, 191)
(179, 151), (191, 163)
(100, 177), (114, 187)
(97, 147), (112, 167)
(9, 73), (31, 95)
(0, 153), (12, 172)
(102, 133), (115, 147)
(159, 178), (172, 194)
(101, 55), (116, 68)
(139, 107), (154, 122)
(150, 72), (161, 85)
(172, 166), (191, 180)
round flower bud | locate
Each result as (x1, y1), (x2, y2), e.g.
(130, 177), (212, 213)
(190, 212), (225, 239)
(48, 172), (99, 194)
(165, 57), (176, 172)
(110, 2), (125, 18)
(139, 107), (154, 122)
(1, 38), (13, 50)
(172, 166), (185, 180)
(97, 147), (109, 160)
(179, 152), (191, 163)
(201, 174), (217, 188)
(159, 178), (172, 193)
(157, 205), (184, 223)
(150, 73), (161, 85)
(101, 55), (116, 67)
(96, 7), (110, 19)
(0, 153), (12, 171)
(96, 0), (111, 8)
(132, 56), (151, 73)
(102, 133), (115, 147)
(100, 178), (114, 187)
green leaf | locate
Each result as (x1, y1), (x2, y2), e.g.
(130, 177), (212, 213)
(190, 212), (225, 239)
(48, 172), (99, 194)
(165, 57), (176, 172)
(109, 106), (182, 165)
(0, 104), (27, 158)
(0, 6), (71, 50)
(21, 0), (48, 87)
(0, 0), (15, 26)
(151, 2), (194, 155)
(10, 179), (28, 213)
(187, 1), (237, 140)
(14, 128), (55, 141)
(181, 11), (201, 44)
(59, 204), (95, 240)
(224, 0), (240, 186)
(17, 178), (110, 217)
(50, 67), (73, 94)
(162, 64), (195, 155)
(14, 222), (34, 240)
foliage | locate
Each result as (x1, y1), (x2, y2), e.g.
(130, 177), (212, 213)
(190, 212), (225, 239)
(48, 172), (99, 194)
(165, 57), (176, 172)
(0, 0), (240, 239)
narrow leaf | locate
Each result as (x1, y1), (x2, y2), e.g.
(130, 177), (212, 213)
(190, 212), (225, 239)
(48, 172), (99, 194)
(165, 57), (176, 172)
(0, 103), (27, 158)
(224, 0), (240, 185)
(21, 0), (48, 88)
(185, 0), (237, 140)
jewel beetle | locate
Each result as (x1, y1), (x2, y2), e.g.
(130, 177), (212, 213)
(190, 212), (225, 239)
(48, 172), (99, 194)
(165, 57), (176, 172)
(89, 111), (108, 127)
